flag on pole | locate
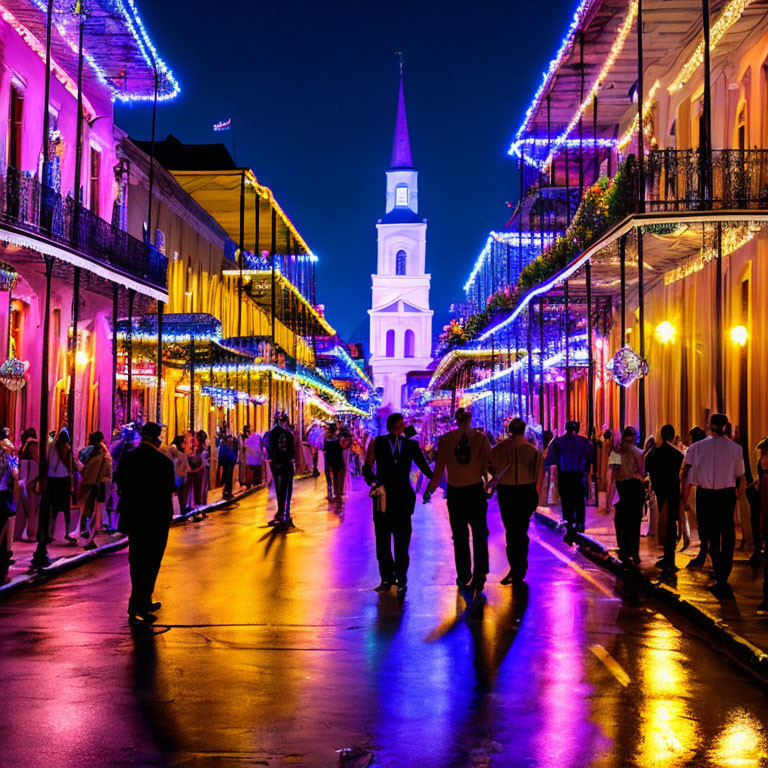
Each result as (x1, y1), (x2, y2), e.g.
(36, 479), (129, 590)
(213, 118), (231, 132)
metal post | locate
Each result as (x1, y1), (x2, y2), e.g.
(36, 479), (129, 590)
(527, 304), (534, 420)
(586, 260), (597, 502)
(518, 157), (523, 271)
(539, 296), (545, 425)
(126, 289), (135, 423)
(578, 31), (585, 201)
(156, 300), (163, 423)
(111, 285), (118, 433)
(593, 95), (599, 181)
(715, 222), (724, 411)
(637, 228), (646, 442)
(491, 337), (496, 435)
(238, 170), (245, 339)
(73, 1), (85, 210)
(31, 256), (54, 568)
(269, 206), (277, 421)
(619, 235), (627, 429)
(701, 0), (713, 205)
(189, 338), (195, 432)
(637, 0), (646, 213)
(66, 266), (80, 446)
(565, 144), (571, 226)
(564, 282), (571, 421)
(40, 0), (54, 200)
(146, 60), (159, 241)
(547, 94), (554, 187)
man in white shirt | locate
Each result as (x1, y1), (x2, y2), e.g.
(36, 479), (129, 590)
(682, 413), (745, 596)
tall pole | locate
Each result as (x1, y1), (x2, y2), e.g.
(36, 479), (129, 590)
(269, 206), (277, 421)
(578, 31), (585, 202)
(146, 60), (159, 241)
(715, 222), (724, 411)
(539, 297), (545, 426)
(66, 266), (80, 447)
(636, 0), (646, 213)
(547, 94), (554, 187)
(238, 170), (245, 340)
(156, 300), (163, 423)
(527, 304), (534, 420)
(40, 0), (54, 229)
(701, 0), (713, 205)
(491, 336), (496, 435)
(619, 235), (627, 429)
(126, 289), (135, 423)
(111, 285), (118, 433)
(586, 260), (595, 438)
(564, 281), (571, 422)
(32, 256), (54, 568)
(637, 228), (646, 442)
(565, 145), (571, 226)
(189, 338), (195, 432)
(593, 95), (599, 181)
(73, 1), (85, 210)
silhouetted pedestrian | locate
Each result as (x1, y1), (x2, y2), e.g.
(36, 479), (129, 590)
(609, 426), (645, 565)
(364, 413), (432, 595)
(266, 413), (295, 525)
(489, 417), (543, 586)
(116, 422), (175, 624)
(424, 408), (491, 591)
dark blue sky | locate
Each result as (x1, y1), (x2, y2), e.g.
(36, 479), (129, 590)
(116, 0), (573, 344)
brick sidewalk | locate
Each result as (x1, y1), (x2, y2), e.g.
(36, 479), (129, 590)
(535, 500), (768, 677)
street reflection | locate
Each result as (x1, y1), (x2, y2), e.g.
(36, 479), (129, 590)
(709, 709), (768, 767)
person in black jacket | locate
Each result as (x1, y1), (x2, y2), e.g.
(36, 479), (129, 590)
(645, 424), (684, 574)
(266, 413), (296, 526)
(363, 413), (433, 595)
(116, 422), (176, 624)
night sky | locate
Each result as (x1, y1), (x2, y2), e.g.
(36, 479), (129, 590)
(116, 0), (574, 345)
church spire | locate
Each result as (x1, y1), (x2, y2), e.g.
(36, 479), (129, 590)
(390, 60), (414, 170)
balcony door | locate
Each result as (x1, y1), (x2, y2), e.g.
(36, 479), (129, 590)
(8, 85), (22, 171)
(89, 147), (101, 216)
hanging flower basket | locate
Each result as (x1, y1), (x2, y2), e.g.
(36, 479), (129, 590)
(0, 357), (27, 390)
(605, 346), (648, 388)
(0, 263), (19, 293)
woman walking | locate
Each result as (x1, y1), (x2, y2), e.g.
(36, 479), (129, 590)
(190, 430), (210, 510)
(43, 429), (75, 542)
(14, 428), (39, 541)
(168, 435), (191, 516)
(78, 432), (112, 550)
(609, 426), (646, 565)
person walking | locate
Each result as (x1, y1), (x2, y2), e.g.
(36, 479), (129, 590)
(756, 437), (768, 615)
(116, 422), (176, 624)
(14, 428), (39, 542)
(645, 424), (684, 574)
(489, 417), (543, 586)
(168, 435), (191, 514)
(682, 413), (745, 597)
(545, 421), (594, 542)
(608, 426), (645, 565)
(266, 413), (296, 525)
(0, 434), (17, 572)
(683, 426), (707, 566)
(424, 408), (491, 592)
(42, 429), (75, 542)
(323, 423), (346, 502)
(364, 412), (432, 595)
(78, 432), (112, 551)
(190, 429), (210, 509)
(217, 434), (237, 501)
(244, 428), (264, 487)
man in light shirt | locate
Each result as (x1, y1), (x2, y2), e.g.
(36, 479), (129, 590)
(424, 408), (491, 592)
(682, 413), (745, 597)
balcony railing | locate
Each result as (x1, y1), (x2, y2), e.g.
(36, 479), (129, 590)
(646, 149), (768, 211)
(1, 168), (167, 289)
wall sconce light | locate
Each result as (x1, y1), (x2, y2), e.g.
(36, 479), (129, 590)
(654, 321), (676, 344)
(730, 325), (749, 346)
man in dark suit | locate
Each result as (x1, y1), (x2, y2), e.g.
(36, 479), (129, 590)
(363, 412), (433, 595)
(266, 413), (296, 526)
(116, 422), (176, 624)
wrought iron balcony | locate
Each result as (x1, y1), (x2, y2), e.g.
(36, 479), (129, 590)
(646, 149), (768, 212)
(1, 168), (167, 289)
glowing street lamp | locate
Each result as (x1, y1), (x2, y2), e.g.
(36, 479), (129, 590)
(730, 325), (749, 346)
(654, 321), (676, 344)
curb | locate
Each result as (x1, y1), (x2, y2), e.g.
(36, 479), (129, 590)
(0, 484), (264, 602)
(533, 509), (768, 681)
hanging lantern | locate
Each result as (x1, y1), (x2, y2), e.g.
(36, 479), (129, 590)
(605, 346), (648, 387)
(0, 263), (19, 293)
(0, 357), (27, 390)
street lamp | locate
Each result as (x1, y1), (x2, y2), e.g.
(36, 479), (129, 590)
(730, 325), (749, 347)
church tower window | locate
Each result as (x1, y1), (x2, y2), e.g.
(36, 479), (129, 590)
(404, 329), (415, 358)
(395, 185), (409, 207)
(385, 329), (395, 357)
(395, 250), (407, 275)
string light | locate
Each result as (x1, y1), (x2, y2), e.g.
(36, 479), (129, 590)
(464, 231), (557, 292)
(510, 0), (639, 170)
(515, 138), (618, 171)
(669, 0), (754, 92)
(617, 81), (661, 150)
(27, 0), (179, 103)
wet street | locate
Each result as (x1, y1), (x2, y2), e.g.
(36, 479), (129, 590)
(2, 477), (768, 768)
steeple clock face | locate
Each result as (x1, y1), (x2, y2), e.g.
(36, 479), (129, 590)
(395, 186), (409, 207)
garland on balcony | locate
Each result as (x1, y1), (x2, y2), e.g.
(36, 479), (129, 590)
(439, 162), (636, 354)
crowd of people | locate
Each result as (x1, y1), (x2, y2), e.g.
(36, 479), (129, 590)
(357, 407), (768, 614)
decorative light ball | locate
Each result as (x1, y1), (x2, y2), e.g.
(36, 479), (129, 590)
(0, 357), (26, 390)
(75, 350), (90, 366)
(654, 321), (676, 345)
(730, 325), (749, 347)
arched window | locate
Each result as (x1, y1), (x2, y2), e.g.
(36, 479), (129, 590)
(395, 250), (407, 275)
(404, 329), (415, 358)
(385, 329), (395, 357)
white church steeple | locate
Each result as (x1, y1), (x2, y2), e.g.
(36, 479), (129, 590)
(368, 68), (433, 411)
